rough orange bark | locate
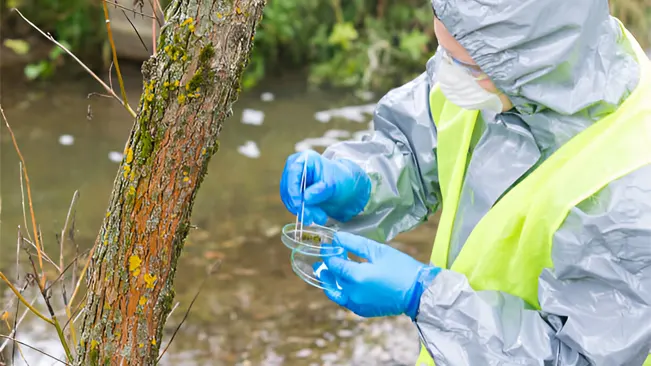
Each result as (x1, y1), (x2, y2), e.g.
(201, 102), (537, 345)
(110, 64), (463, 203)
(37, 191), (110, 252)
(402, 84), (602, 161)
(74, 0), (265, 364)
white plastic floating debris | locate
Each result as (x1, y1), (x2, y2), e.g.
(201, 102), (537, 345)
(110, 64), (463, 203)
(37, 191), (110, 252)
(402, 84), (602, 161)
(241, 108), (265, 125)
(355, 90), (375, 101)
(237, 140), (260, 158)
(313, 104), (376, 123)
(294, 137), (341, 152)
(260, 92), (275, 102)
(295, 128), (370, 152)
(108, 151), (124, 163)
(323, 129), (351, 139)
(58, 134), (74, 146)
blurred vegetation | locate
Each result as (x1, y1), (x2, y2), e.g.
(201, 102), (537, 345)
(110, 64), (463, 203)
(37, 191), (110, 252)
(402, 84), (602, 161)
(0, 0), (650, 91)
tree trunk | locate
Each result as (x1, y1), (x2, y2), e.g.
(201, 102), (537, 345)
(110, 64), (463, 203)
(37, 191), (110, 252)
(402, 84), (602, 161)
(74, 0), (265, 364)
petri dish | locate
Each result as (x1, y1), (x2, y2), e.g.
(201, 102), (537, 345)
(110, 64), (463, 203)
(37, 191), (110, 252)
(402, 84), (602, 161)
(291, 247), (343, 291)
(281, 223), (345, 290)
(281, 223), (337, 254)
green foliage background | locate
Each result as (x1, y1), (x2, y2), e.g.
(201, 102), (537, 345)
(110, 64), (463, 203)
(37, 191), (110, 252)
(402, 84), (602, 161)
(1, 0), (650, 90)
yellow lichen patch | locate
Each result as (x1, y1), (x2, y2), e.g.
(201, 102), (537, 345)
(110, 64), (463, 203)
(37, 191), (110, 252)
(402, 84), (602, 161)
(235, 6), (241, 14)
(189, 24), (195, 33)
(128, 186), (136, 196)
(151, 338), (157, 345)
(201, 148), (207, 155)
(144, 273), (157, 289)
(181, 17), (194, 26)
(129, 255), (142, 277)
(139, 343), (144, 348)
(123, 164), (132, 179)
(139, 296), (147, 306)
(183, 176), (190, 182)
(178, 94), (186, 104)
(91, 339), (99, 350)
(217, 12), (223, 19)
(1, 311), (9, 321)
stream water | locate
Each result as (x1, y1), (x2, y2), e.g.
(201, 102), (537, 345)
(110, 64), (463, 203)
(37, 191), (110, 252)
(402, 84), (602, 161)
(0, 65), (438, 365)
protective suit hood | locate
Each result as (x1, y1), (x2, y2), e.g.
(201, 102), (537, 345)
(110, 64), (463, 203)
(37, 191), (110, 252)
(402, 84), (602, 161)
(431, 0), (641, 153)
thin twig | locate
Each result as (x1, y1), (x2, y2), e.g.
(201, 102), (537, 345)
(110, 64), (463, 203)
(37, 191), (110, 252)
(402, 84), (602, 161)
(44, 249), (90, 295)
(0, 294), (38, 352)
(165, 302), (180, 322)
(16, 228), (21, 282)
(0, 336), (70, 365)
(0, 105), (46, 286)
(0, 273), (53, 325)
(156, 261), (222, 363)
(11, 9), (136, 118)
(121, 9), (149, 53)
(68, 242), (97, 306)
(149, 0), (164, 27)
(21, 237), (60, 273)
(3, 318), (28, 365)
(101, 0), (130, 108)
(59, 191), (79, 280)
(108, 61), (115, 92)
(88, 92), (114, 99)
(19, 165), (32, 243)
(104, 0), (157, 19)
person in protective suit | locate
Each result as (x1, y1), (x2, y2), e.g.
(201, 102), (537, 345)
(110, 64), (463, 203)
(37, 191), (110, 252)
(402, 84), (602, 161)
(280, 0), (651, 365)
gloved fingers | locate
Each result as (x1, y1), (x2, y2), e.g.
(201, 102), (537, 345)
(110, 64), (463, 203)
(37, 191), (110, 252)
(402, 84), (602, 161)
(303, 205), (328, 226)
(323, 255), (363, 284)
(332, 231), (380, 262)
(280, 152), (303, 214)
(304, 181), (335, 206)
(283, 151), (316, 211)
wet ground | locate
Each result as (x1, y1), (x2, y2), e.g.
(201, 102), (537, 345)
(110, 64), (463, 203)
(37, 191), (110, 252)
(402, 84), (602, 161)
(0, 64), (438, 365)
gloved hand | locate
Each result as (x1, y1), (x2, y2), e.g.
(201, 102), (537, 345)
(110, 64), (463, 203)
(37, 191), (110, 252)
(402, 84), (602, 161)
(280, 150), (371, 225)
(313, 232), (441, 319)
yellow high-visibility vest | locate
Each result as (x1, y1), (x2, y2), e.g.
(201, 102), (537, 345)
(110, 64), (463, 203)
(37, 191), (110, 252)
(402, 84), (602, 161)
(415, 25), (651, 366)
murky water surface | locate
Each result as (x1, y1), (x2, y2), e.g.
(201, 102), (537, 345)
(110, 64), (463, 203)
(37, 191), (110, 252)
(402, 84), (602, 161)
(0, 65), (437, 365)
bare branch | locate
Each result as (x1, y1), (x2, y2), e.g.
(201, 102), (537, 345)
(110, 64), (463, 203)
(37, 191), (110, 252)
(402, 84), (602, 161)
(157, 261), (222, 363)
(121, 9), (150, 53)
(11, 9), (136, 118)
(104, 0), (158, 19)
(0, 336), (70, 365)
(101, 0), (131, 110)
(1, 105), (46, 284)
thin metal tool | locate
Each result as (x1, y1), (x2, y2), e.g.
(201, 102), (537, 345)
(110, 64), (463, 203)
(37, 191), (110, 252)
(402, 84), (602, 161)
(294, 158), (308, 241)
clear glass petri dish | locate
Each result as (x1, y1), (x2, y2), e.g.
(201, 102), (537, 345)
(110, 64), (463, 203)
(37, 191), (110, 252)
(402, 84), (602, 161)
(291, 247), (343, 291)
(281, 223), (338, 255)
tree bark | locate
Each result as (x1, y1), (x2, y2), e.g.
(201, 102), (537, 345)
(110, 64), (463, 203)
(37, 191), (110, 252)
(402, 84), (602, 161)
(74, 0), (265, 364)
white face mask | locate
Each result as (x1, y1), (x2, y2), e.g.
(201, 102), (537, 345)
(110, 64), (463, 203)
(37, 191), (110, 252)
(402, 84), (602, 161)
(436, 50), (504, 113)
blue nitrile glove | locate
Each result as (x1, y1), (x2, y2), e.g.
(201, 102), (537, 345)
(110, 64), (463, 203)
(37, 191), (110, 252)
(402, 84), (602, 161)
(313, 232), (441, 319)
(280, 150), (371, 226)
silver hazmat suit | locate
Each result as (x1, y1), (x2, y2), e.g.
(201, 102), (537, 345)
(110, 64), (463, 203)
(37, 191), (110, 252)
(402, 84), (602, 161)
(322, 0), (651, 364)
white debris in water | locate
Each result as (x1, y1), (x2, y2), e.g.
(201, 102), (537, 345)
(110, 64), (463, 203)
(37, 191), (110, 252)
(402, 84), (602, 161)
(295, 348), (313, 358)
(58, 134), (74, 146)
(241, 108), (265, 125)
(294, 137), (341, 152)
(323, 129), (351, 139)
(108, 151), (124, 163)
(313, 104), (376, 123)
(295, 128), (371, 152)
(260, 92), (275, 102)
(355, 90), (375, 101)
(237, 140), (261, 158)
